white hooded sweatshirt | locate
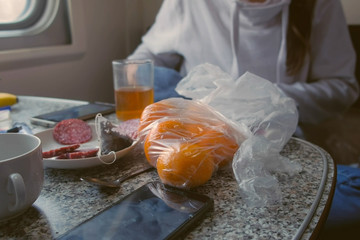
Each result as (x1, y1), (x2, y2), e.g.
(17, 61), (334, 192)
(128, 0), (359, 124)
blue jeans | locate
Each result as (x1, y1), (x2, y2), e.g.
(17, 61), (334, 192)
(154, 66), (184, 102)
(319, 164), (360, 239)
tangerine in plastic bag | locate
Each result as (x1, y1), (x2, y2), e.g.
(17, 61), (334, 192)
(144, 119), (201, 167)
(138, 101), (177, 134)
(144, 118), (238, 169)
(156, 143), (216, 188)
(139, 98), (246, 188)
(196, 128), (239, 168)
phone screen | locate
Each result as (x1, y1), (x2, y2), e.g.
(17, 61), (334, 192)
(30, 103), (114, 127)
(57, 181), (213, 240)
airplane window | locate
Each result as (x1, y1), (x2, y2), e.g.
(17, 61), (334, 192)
(0, 0), (48, 32)
(0, 0), (70, 51)
(0, 0), (84, 69)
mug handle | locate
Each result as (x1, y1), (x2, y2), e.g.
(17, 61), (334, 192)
(7, 173), (26, 212)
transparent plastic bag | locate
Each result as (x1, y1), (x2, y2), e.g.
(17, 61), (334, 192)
(176, 63), (301, 207)
(138, 98), (250, 189)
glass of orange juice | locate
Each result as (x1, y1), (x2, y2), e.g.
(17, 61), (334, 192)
(112, 59), (154, 121)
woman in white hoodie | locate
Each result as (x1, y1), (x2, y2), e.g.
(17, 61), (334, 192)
(128, 0), (359, 125)
(128, 0), (360, 236)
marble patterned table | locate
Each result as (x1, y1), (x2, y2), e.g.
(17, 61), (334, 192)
(0, 96), (335, 240)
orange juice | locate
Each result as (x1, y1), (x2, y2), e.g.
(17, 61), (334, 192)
(114, 86), (154, 121)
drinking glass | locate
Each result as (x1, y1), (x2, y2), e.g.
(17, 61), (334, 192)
(112, 59), (154, 121)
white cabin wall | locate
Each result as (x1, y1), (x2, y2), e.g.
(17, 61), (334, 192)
(340, 0), (360, 24)
(0, 0), (163, 103)
(124, 0), (163, 55)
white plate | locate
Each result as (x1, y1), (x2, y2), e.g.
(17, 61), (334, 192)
(35, 124), (137, 169)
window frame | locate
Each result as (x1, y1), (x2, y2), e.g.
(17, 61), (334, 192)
(0, 0), (86, 70)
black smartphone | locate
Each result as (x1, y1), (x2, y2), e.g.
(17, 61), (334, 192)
(30, 102), (115, 127)
(57, 181), (213, 240)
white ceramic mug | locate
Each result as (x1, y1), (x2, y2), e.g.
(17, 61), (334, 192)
(0, 133), (44, 222)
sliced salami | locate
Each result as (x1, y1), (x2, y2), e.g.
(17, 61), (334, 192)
(42, 144), (81, 158)
(56, 148), (99, 159)
(53, 119), (92, 145)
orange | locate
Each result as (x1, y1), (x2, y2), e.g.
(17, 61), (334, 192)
(144, 119), (186, 167)
(156, 143), (215, 188)
(140, 98), (239, 173)
(196, 128), (239, 168)
(138, 98), (200, 135)
(143, 119), (205, 167)
(144, 118), (239, 168)
(138, 101), (176, 134)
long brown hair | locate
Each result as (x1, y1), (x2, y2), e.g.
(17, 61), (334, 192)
(286, 0), (317, 75)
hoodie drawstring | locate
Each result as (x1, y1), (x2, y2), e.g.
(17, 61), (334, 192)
(230, 3), (241, 78)
(276, 2), (290, 84)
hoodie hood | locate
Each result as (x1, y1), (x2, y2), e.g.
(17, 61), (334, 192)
(236, 0), (291, 26)
(230, 0), (291, 82)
